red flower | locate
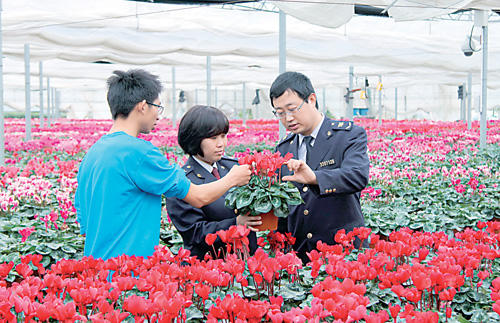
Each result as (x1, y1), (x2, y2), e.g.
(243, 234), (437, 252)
(205, 233), (217, 246)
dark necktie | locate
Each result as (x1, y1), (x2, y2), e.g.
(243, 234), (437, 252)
(212, 167), (220, 180)
(303, 136), (313, 164)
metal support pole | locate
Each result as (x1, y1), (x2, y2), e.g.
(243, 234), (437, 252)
(462, 82), (467, 122)
(480, 23), (488, 149)
(47, 78), (51, 127)
(215, 87), (218, 109)
(24, 44), (31, 141)
(395, 88), (398, 120)
(39, 62), (44, 127)
(206, 56), (212, 107)
(242, 82), (246, 124)
(55, 89), (60, 119)
(467, 72), (472, 130)
(51, 87), (55, 123)
(172, 67), (176, 125)
(347, 66), (354, 121)
(278, 9), (286, 138)
(378, 76), (382, 126)
(322, 87), (326, 114)
(0, 0), (4, 165)
(233, 91), (237, 110)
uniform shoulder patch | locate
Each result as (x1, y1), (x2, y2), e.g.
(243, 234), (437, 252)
(330, 120), (353, 131)
(277, 132), (295, 145)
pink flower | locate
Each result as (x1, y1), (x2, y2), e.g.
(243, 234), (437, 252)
(19, 226), (35, 242)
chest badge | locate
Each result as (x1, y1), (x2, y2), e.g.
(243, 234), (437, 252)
(320, 159), (335, 167)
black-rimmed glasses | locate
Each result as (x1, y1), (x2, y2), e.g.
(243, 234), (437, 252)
(273, 99), (306, 119)
(146, 101), (164, 115)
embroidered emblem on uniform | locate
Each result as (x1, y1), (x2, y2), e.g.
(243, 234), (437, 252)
(320, 159), (335, 167)
(338, 122), (344, 128)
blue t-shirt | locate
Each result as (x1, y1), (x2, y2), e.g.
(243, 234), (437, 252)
(75, 131), (191, 260)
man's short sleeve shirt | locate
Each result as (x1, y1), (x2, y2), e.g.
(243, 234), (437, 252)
(75, 132), (191, 260)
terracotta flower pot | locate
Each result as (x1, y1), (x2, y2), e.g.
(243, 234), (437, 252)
(254, 210), (279, 231)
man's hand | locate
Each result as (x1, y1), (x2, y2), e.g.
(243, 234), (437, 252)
(282, 159), (317, 185)
(226, 164), (252, 186)
(236, 212), (262, 232)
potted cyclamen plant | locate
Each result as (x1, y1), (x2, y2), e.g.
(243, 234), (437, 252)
(225, 151), (304, 230)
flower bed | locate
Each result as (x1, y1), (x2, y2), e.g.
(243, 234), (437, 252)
(1, 223), (500, 322)
(1, 118), (500, 321)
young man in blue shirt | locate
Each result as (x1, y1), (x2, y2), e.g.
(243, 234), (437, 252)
(75, 69), (251, 261)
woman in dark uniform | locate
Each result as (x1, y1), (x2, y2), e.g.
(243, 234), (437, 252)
(165, 105), (261, 260)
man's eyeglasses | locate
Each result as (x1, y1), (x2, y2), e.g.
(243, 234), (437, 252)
(146, 102), (164, 115)
(273, 99), (306, 119)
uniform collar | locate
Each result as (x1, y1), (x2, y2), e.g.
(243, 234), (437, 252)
(192, 155), (217, 173)
(298, 114), (324, 146)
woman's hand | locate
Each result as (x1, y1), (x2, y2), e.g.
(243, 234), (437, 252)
(236, 212), (262, 232)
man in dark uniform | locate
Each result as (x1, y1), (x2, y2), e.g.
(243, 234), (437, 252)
(270, 71), (370, 264)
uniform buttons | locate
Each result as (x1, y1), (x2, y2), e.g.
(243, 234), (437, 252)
(234, 209), (239, 214)
(197, 174), (202, 178)
(303, 210), (309, 215)
(324, 189), (329, 194)
(303, 186), (308, 193)
(333, 188), (337, 192)
(307, 233), (313, 239)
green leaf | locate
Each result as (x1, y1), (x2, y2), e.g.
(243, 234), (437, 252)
(254, 198), (272, 214)
(423, 222), (437, 232)
(236, 191), (254, 209)
(185, 306), (203, 322)
(271, 196), (282, 209)
(287, 195), (303, 206)
(395, 214), (410, 226)
(278, 283), (306, 301)
(35, 244), (52, 255)
(274, 205), (288, 218)
(61, 245), (77, 254)
(47, 243), (63, 250)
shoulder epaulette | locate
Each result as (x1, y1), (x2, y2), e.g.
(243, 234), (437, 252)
(330, 120), (353, 131)
(277, 132), (295, 146)
(183, 164), (195, 175)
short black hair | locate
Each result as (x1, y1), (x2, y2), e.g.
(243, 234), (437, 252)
(106, 69), (163, 120)
(178, 105), (229, 157)
(269, 71), (319, 109)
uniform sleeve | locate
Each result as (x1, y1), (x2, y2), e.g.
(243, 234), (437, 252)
(134, 147), (191, 199)
(314, 126), (370, 195)
(165, 196), (236, 250)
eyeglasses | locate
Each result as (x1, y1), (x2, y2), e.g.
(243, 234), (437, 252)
(273, 99), (306, 119)
(146, 101), (164, 115)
